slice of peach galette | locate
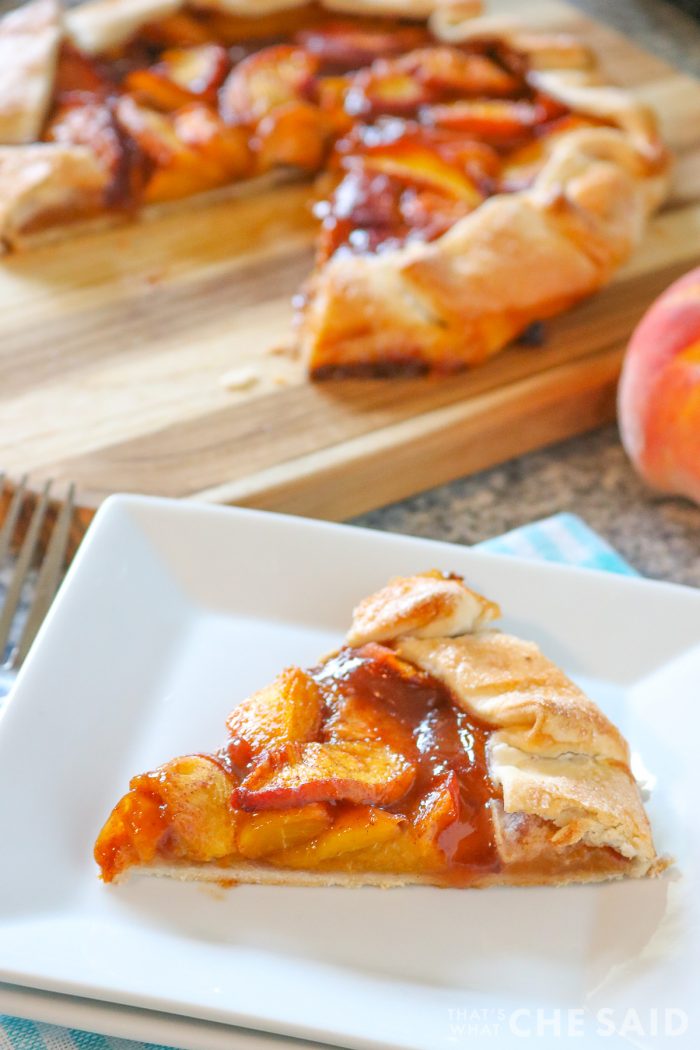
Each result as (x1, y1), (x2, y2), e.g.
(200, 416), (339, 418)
(95, 571), (665, 887)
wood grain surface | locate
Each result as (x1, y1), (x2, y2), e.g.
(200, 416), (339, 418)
(2, 0), (700, 522)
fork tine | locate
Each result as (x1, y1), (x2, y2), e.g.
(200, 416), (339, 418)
(0, 480), (52, 663)
(13, 484), (76, 668)
(0, 474), (28, 568)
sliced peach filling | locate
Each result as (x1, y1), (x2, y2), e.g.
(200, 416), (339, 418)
(43, 9), (574, 253)
(94, 645), (500, 885)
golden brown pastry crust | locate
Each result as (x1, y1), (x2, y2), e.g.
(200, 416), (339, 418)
(66, 0), (182, 55)
(0, 167), (298, 251)
(0, 0), (62, 146)
(490, 742), (655, 865)
(346, 570), (500, 646)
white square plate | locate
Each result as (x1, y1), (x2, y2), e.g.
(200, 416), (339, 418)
(0, 496), (698, 1050)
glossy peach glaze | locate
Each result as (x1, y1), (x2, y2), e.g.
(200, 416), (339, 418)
(312, 645), (498, 872)
(95, 643), (499, 884)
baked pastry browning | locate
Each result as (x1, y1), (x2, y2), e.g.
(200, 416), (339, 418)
(0, 0), (669, 376)
(94, 571), (666, 888)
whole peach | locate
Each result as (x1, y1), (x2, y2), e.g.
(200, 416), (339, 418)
(618, 266), (700, 505)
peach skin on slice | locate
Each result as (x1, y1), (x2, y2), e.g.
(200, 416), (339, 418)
(234, 740), (416, 810)
(226, 667), (324, 768)
(94, 755), (238, 881)
(398, 48), (519, 98)
(324, 692), (415, 757)
(254, 101), (329, 172)
(319, 640), (428, 689)
(219, 45), (318, 125)
(126, 45), (230, 111)
(236, 803), (332, 859)
(321, 645), (423, 755)
(54, 43), (111, 98)
(426, 99), (538, 144)
(269, 806), (404, 868)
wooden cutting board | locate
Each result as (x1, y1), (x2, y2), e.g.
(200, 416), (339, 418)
(2, 0), (700, 523)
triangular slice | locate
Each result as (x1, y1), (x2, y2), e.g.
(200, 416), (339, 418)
(95, 571), (666, 887)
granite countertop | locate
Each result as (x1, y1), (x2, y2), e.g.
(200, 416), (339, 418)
(355, 0), (700, 588)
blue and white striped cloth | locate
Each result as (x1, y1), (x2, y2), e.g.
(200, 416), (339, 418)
(0, 512), (638, 1050)
(482, 512), (638, 577)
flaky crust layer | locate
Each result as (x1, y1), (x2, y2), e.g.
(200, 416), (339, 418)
(0, 0), (669, 291)
(298, 4), (670, 373)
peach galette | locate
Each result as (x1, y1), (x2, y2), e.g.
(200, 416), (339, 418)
(94, 571), (665, 887)
(0, 0), (669, 375)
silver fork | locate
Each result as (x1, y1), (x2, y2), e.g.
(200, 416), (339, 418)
(0, 473), (77, 694)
